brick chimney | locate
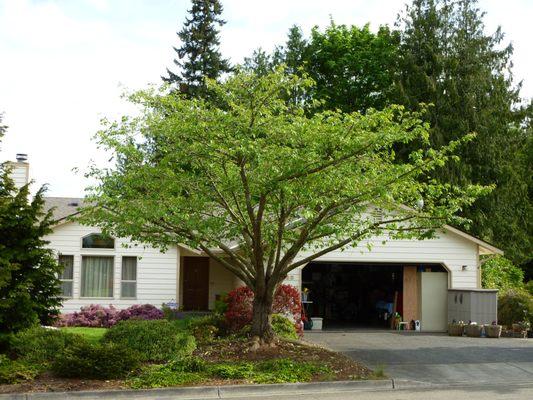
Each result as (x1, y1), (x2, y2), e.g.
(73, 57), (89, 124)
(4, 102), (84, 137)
(6, 153), (29, 189)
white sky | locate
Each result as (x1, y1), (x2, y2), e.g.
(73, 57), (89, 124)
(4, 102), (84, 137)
(1, 0), (531, 197)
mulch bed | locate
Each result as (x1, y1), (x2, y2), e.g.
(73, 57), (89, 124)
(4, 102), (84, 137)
(0, 338), (372, 394)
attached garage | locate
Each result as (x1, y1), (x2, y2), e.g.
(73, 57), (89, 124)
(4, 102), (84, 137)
(288, 225), (502, 332)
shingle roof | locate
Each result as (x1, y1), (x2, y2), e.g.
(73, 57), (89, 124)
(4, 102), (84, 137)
(43, 197), (84, 222)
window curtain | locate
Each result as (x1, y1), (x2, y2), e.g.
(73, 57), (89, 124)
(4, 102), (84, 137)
(81, 256), (114, 297)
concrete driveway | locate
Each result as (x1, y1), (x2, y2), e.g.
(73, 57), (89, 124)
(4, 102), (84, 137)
(305, 330), (533, 385)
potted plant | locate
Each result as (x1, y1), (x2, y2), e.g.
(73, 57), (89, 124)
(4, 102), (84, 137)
(301, 287), (310, 302)
(448, 320), (465, 336)
(485, 322), (502, 338)
(465, 323), (483, 337)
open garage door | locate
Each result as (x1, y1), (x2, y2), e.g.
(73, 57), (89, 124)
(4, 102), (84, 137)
(302, 262), (403, 329)
(302, 262), (448, 330)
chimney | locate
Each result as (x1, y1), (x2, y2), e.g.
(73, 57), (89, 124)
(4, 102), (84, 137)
(7, 153), (30, 190)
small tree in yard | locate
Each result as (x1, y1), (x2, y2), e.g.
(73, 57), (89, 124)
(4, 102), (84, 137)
(81, 69), (488, 343)
(0, 118), (63, 333)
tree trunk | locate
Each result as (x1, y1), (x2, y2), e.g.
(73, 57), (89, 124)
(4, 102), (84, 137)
(250, 289), (275, 343)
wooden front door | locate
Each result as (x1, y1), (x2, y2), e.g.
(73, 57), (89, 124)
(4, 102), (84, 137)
(183, 257), (209, 311)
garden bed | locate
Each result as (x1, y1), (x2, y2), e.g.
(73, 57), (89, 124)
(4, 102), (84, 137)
(0, 322), (372, 394)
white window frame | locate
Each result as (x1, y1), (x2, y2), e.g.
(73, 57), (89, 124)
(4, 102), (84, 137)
(121, 256), (137, 299)
(80, 255), (115, 299)
(80, 233), (115, 250)
(58, 254), (74, 298)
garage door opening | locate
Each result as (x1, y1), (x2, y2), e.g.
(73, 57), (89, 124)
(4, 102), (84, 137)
(301, 262), (447, 330)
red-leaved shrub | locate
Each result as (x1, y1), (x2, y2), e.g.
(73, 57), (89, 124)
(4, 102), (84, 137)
(55, 304), (164, 328)
(224, 284), (303, 336)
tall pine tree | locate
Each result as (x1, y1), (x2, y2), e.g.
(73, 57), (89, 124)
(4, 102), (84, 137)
(395, 0), (532, 265)
(163, 0), (231, 97)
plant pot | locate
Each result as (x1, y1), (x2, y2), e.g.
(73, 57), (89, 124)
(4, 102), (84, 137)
(448, 324), (465, 336)
(485, 325), (502, 338)
(465, 324), (483, 337)
(512, 323), (523, 333)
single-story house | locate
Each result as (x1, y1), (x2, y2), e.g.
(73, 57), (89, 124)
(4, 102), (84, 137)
(7, 155), (502, 331)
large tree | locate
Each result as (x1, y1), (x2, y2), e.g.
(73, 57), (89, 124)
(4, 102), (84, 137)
(394, 0), (532, 265)
(163, 0), (231, 97)
(0, 116), (63, 334)
(82, 69), (486, 341)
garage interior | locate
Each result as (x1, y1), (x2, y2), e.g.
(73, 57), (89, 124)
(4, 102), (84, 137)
(301, 262), (447, 330)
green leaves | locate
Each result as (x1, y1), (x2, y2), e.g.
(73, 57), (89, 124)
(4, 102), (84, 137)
(83, 69), (487, 288)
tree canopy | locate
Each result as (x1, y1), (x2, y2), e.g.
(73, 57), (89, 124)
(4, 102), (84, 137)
(240, 0), (532, 268)
(82, 69), (487, 339)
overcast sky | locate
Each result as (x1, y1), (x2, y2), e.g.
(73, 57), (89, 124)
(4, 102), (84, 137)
(1, 0), (531, 197)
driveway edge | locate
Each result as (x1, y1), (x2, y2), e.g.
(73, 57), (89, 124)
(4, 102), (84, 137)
(0, 379), (396, 400)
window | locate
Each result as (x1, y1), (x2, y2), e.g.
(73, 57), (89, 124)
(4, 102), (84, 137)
(82, 233), (115, 249)
(81, 256), (114, 298)
(121, 257), (137, 298)
(58, 255), (74, 297)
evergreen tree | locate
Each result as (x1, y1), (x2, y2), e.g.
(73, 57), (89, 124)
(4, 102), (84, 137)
(163, 0), (231, 97)
(0, 122), (62, 333)
(395, 0), (532, 265)
(273, 25), (308, 75)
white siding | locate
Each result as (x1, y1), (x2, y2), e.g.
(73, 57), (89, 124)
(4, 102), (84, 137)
(290, 229), (479, 289)
(45, 221), (179, 313)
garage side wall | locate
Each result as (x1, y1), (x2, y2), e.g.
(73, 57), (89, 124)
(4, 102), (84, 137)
(290, 229), (478, 289)
(45, 221), (179, 313)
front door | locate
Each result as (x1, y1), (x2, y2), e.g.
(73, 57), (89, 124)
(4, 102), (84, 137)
(183, 257), (209, 311)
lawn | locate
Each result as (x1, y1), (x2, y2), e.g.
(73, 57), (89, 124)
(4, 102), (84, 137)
(61, 327), (107, 344)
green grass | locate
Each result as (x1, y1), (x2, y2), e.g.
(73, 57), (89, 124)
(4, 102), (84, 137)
(61, 327), (107, 344)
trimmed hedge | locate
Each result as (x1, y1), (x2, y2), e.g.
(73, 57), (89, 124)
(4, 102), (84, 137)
(52, 341), (140, 379)
(0, 355), (38, 384)
(9, 327), (81, 368)
(103, 319), (196, 362)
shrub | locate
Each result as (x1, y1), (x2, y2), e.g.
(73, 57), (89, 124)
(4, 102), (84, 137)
(272, 314), (298, 340)
(58, 304), (119, 328)
(128, 356), (206, 389)
(526, 281), (533, 296)
(9, 326), (81, 367)
(254, 358), (329, 383)
(117, 304), (164, 321)
(225, 286), (254, 332)
(482, 256), (524, 291)
(103, 320), (196, 362)
(498, 289), (533, 327)
(0, 355), (38, 384)
(209, 363), (254, 380)
(224, 285), (303, 336)
(52, 341), (140, 379)
(188, 315), (225, 343)
(57, 304), (164, 328)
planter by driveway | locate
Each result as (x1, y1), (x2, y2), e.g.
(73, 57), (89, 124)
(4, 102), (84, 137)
(305, 330), (533, 385)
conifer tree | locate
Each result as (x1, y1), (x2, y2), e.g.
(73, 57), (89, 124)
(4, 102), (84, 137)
(395, 0), (532, 265)
(163, 0), (231, 97)
(0, 118), (62, 333)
